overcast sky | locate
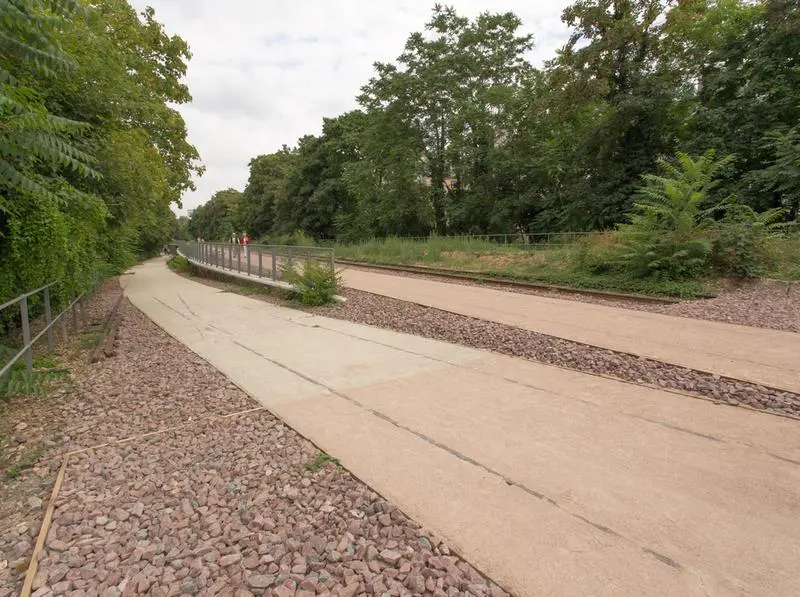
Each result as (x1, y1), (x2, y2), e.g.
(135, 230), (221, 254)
(128, 1), (574, 214)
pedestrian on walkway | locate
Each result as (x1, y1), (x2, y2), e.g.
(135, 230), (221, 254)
(242, 231), (250, 259)
(230, 232), (239, 259)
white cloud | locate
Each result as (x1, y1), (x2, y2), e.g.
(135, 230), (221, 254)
(128, 0), (574, 214)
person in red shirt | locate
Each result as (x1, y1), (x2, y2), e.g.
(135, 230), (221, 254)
(241, 231), (250, 259)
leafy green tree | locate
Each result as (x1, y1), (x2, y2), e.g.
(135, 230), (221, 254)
(673, 0), (800, 211)
(188, 188), (242, 241)
(239, 147), (296, 239)
(547, 0), (683, 228)
(359, 6), (532, 233)
(2, 0), (201, 308)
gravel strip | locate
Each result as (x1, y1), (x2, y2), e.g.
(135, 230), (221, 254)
(34, 411), (504, 597)
(340, 265), (800, 333)
(2, 280), (510, 597)
(52, 304), (254, 454)
(1, 279), (127, 597)
(313, 290), (800, 417)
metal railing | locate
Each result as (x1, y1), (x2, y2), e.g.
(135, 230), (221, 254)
(175, 241), (335, 283)
(0, 282), (88, 378)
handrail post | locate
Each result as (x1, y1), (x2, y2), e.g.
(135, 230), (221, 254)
(20, 296), (32, 372)
(44, 287), (54, 350)
(71, 289), (77, 331)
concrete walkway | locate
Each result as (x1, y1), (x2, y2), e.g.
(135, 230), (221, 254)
(342, 268), (800, 394)
(124, 260), (800, 597)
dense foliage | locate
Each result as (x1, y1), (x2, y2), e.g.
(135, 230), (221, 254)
(0, 0), (201, 309)
(189, 0), (799, 249)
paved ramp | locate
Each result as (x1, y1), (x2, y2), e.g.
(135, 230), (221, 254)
(124, 261), (800, 596)
(342, 268), (800, 393)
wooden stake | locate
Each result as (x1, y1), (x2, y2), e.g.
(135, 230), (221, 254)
(20, 455), (69, 597)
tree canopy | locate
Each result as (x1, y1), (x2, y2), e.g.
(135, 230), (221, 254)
(189, 0), (799, 243)
(1, 0), (200, 304)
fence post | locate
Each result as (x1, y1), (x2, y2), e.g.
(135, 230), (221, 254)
(237, 248), (241, 273)
(44, 287), (54, 350)
(61, 310), (68, 344)
(20, 296), (32, 372)
(271, 247), (277, 280)
(71, 289), (78, 331)
(328, 249), (334, 271)
(246, 247), (251, 275)
(258, 248), (263, 278)
(287, 247), (293, 273)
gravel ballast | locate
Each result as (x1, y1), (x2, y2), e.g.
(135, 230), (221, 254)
(1, 282), (509, 597)
(314, 290), (800, 417)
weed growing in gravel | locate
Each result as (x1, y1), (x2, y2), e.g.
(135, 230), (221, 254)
(282, 261), (341, 306)
(33, 352), (60, 369)
(0, 349), (67, 399)
(305, 452), (342, 472)
(0, 369), (68, 398)
(4, 442), (43, 480)
(226, 284), (273, 297)
(79, 332), (103, 349)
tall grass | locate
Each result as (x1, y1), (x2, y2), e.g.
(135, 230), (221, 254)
(765, 234), (800, 280)
(336, 236), (532, 265)
(333, 231), (799, 297)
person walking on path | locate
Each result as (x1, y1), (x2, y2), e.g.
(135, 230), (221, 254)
(242, 232), (250, 259)
(230, 232), (239, 263)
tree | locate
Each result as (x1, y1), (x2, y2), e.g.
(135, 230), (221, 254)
(359, 5), (533, 233)
(547, 0), (682, 228)
(191, 0), (797, 244)
(2, 0), (202, 306)
(188, 188), (242, 241)
(239, 147), (296, 239)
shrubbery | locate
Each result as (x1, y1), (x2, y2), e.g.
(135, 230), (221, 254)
(600, 151), (793, 281)
(282, 261), (341, 306)
(167, 255), (197, 276)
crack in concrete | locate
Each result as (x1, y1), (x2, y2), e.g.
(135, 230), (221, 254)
(176, 293), (198, 317)
(643, 548), (682, 570)
(152, 297), (188, 320)
(230, 337), (683, 572)
(767, 452), (800, 467)
(626, 415), (723, 443)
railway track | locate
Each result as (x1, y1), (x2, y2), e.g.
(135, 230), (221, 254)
(335, 259), (695, 305)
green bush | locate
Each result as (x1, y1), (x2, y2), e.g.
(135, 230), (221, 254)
(282, 261), (341, 306)
(616, 150), (733, 280)
(574, 233), (623, 274)
(764, 233), (800, 280)
(167, 255), (197, 275)
(710, 204), (785, 278)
